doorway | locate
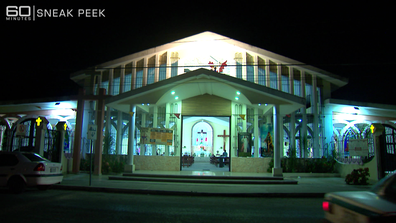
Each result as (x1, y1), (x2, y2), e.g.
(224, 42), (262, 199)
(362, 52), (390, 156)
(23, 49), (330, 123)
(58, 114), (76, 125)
(181, 116), (230, 172)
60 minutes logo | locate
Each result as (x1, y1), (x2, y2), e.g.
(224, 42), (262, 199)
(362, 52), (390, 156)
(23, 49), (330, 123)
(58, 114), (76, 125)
(5, 5), (105, 21)
(6, 6), (34, 21)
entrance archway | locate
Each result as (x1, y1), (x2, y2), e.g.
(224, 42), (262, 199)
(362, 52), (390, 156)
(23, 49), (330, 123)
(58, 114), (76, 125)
(181, 116), (230, 172)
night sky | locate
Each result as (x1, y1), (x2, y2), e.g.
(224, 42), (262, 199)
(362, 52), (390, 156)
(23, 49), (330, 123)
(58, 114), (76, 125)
(2, 2), (395, 105)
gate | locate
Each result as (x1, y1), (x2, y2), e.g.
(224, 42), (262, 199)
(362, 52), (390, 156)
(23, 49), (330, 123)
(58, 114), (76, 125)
(380, 125), (396, 177)
(44, 129), (61, 162)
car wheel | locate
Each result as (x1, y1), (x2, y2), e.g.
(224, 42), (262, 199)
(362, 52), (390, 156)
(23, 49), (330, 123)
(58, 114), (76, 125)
(8, 176), (26, 194)
(37, 185), (51, 191)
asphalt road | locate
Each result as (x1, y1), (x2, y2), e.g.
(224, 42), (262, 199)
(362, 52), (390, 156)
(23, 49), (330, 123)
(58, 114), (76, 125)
(0, 188), (325, 223)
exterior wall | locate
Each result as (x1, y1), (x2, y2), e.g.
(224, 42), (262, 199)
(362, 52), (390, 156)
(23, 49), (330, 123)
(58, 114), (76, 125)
(336, 159), (378, 182)
(134, 155), (180, 171)
(231, 157), (272, 173)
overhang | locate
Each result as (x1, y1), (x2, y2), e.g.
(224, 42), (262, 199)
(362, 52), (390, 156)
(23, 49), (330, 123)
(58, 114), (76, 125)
(106, 68), (305, 115)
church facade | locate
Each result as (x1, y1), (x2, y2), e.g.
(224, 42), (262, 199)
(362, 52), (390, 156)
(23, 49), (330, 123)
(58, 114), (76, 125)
(1, 31), (395, 178)
(69, 31), (348, 176)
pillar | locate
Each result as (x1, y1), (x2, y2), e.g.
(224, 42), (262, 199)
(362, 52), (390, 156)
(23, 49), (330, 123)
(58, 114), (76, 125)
(56, 121), (67, 172)
(125, 105), (136, 172)
(94, 88), (106, 175)
(312, 74), (320, 157)
(153, 106), (158, 156)
(300, 71), (307, 158)
(34, 116), (48, 157)
(272, 104), (283, 177)
(254, 107), (259, 157)
(165, 103), (170, 156)
(288, 68), (295, 153)
(73, 89), (85, 173)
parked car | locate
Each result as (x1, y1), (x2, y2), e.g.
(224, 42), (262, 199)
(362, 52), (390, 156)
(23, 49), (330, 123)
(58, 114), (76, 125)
(0, 151), (63, 193)
(323, 171), (396, 222)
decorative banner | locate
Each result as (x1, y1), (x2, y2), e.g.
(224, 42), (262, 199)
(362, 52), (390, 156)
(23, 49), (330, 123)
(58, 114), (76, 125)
(140, 127), (173, 146)
(239, 114), (245, 120)
(129, 112), (135, 116)
(174, 113), (180, 119)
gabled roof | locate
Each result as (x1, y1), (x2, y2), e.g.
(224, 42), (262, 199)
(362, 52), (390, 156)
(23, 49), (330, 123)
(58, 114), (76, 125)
(106, 68), (305, 115)
(71, 31), (348, 87)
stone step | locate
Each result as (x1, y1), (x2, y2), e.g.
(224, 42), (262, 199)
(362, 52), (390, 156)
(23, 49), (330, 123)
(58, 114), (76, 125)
(108, 174), (298, 185)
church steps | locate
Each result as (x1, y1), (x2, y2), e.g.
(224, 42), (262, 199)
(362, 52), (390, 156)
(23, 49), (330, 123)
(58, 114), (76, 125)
(108, 174), (298, 185)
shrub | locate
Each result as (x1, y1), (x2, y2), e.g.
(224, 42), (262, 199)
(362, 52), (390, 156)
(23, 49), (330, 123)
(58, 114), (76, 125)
(345, 168), (370, 185)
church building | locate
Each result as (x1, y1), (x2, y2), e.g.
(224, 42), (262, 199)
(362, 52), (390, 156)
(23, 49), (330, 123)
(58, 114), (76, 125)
(1, 31), (395, 179)
(69, 31), (348, 176)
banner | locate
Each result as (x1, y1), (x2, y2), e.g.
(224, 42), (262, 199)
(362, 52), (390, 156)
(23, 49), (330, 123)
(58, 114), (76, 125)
(140, 127), (173, 146)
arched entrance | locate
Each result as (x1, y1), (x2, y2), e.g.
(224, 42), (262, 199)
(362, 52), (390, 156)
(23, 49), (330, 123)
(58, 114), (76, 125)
(181, 116), (230, 172)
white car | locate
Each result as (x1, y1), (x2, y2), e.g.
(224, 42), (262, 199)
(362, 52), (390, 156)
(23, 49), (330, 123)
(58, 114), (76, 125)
(323, 171), (396, 223)
(0, 151), (63, 193)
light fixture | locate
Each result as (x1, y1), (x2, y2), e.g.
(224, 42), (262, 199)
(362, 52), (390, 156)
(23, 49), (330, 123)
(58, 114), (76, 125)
(55, 102), (60, 105)
(171, 91), (175, 95)
(265, 103), (268, 106)
(235, 97), (239, 100)
(258, 103), (261, 106)
(175, 96), (179, 100)
(354, 107), (359, 110)
(236, 91), (240, 95)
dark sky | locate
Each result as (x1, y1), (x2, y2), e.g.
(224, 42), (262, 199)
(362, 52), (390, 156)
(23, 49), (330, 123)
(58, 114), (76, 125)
(2, 2), (395, 104)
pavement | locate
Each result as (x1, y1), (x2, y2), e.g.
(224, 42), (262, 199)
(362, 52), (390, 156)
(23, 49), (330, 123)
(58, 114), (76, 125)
(52, 170), (375, 198)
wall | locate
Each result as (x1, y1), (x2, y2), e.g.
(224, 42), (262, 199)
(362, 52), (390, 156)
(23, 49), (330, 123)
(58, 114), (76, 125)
(336, 158), (378, 183)
(231, 157), (272, 173)
(134, 155), (180, 171)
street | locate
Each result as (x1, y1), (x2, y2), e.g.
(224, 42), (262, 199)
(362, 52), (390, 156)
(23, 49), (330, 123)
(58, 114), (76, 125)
(0, 189), (325, 223)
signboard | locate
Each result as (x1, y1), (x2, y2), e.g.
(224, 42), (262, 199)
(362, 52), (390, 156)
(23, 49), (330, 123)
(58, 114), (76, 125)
(348, 139), (369, 156)
(16, 124), (27, 136)
(87, 124), (97, 140)
(140, 127), (173, 145)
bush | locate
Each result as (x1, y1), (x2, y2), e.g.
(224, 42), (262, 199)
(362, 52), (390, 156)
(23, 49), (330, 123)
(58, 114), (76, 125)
(345, 168), (370, 185)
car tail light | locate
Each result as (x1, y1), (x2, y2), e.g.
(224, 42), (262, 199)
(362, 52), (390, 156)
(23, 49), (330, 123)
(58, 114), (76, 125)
(34, 163), (45, 171)
(322, 201), (332, 212)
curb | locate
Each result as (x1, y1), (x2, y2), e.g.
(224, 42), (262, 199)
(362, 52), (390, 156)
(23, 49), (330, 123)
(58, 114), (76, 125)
(52, 185), (325, 198)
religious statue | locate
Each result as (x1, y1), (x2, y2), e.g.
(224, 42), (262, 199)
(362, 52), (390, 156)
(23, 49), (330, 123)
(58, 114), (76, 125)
(264, 132), (274, 155)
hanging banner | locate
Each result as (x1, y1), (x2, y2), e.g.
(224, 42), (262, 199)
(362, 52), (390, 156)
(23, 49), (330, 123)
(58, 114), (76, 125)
(140, 127), (173, 146)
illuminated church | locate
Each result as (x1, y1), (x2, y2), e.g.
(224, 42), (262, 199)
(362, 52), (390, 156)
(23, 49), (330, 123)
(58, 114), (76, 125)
(1, 31), (395, 178)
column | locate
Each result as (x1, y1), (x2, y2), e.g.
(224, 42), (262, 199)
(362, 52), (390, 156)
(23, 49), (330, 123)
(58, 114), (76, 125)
(272, 104), (283, 177)
(116, 111), (123, 154)
(166, 51), (171, 79)
(165, 103), (170, 156)
(153, 106), (158, 156)
(254, 107), (259, 157)
(142, 57), (148, 87)
(300, 71), (307, 158)
(288, 68), (295, 153)
(242, 52), (247, 80)
(119, 64), (125, 94)
(277, 63), (282, 91)
(34, 116), (48, 156)
(323, 100), (333, 157)
(312, 74), (320, 157)
(131, 61), (136, 90)
(125, 105), (136, 172)
(154, 54), (159, 83)
(56, 121), (67, 172)
(265, 59), (270, 87)
(94, 88), (106, 175)
(73, 89), (85, 173)
(253, 56), (258, 84)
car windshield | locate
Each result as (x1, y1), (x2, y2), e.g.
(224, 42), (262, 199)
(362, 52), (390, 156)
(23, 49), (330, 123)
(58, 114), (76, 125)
(22, 153), (50, 162)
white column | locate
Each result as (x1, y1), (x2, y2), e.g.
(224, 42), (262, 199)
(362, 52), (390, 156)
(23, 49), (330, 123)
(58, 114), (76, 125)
(165, 103), (170, 156)
(253, 56), (258, 84)
(119, 64), (125, 94)
(272, 104), (283, 176)
(154, 54), (159, 83)
(166, 51), (171, 79)
(312, 74), (320, 158)
(300, 71), (307, 158)
(289, 68), (295, 152)
(142, 57), (148, 87)
(242, 52), (247, 80)
(116, 111), (123, 154)
(131, 61), (136, 90)
(265, 59), (270, 87)
(126, 105), (136, 172)
(254, 107), (259, 157)
(153, 106), (158, 156)
(277, 63), (282, 91)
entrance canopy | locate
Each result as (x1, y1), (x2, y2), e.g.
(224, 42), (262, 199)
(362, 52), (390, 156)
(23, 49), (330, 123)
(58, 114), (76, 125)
(106, 68), (305, 115)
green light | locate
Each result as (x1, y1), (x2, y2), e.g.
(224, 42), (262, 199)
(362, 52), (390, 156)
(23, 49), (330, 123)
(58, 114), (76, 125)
(171, 91), (175, 95)
(175, 96), (179, 100)
(235, 97), (239, 100)
(236, 91), (240, 95)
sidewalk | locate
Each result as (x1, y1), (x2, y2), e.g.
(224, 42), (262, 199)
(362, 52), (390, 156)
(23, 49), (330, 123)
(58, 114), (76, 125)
(52, 171), (374, 197)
